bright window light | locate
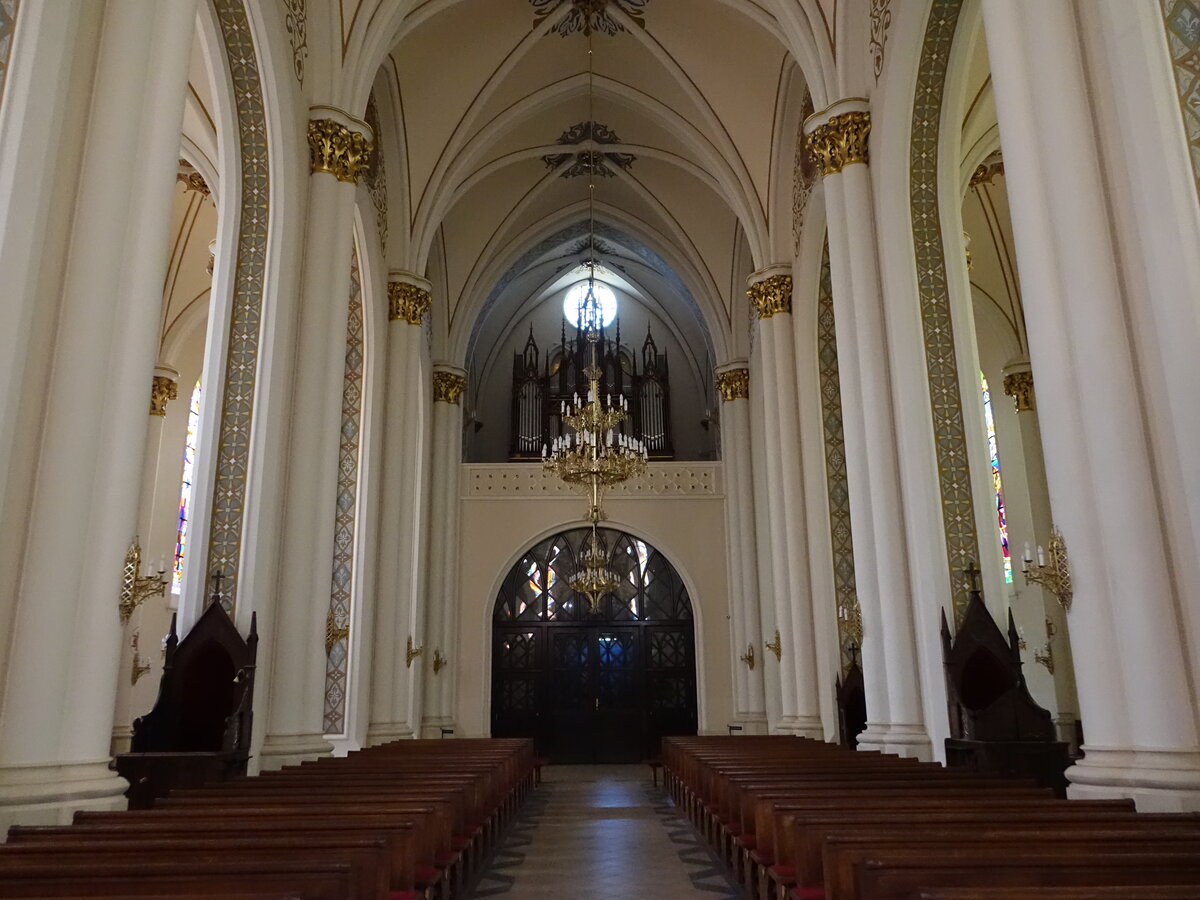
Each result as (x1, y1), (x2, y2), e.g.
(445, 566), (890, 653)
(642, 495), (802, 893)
(563, 280), (618, 328)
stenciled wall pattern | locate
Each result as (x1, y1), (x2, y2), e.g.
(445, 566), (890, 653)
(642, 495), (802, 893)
(0, 1), (20, 115)
(911, 0), (979, 626)
(323, 245), (364, 736)
(1161, 0), (1200, 204)
(206, 0), (270, 613)
(816, 237), (862, 672)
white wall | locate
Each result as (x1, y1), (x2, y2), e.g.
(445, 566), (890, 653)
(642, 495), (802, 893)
(453, 462), (734, 738)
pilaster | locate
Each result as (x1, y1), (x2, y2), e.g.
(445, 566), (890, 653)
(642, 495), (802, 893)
(260, 107), (373, 769)
(805, 99), (930, 759)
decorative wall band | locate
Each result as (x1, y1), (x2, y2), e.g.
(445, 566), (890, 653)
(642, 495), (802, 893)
(715, 368), (749, 402)
(0, 0), (20, 116)
(323, 244), (363, 736)
(817, 237), (863, 669)
(747, 274), (793, 319)
(205, 0), (271, 613)
(911, 0), (978, 624)
(463, 462), (721, 498)
(1161, 0), (1200, 207)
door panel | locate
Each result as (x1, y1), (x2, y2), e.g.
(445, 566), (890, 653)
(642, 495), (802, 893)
(593, 628), (642, 762)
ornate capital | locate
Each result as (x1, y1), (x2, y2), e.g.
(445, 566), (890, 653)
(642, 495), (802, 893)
(388, 281), (431, 325)
(307, 118), (373, 184)
(433, 371), (466, 405)
(805, 110), (871, 177)
(1003, 370), (1036, 412)
(970, 158), (1004, 189)
(747, 274), (793, 319)
(177, 160), (211, 198)
(716, 368), (749, 401)
(149, 375), (179, 417)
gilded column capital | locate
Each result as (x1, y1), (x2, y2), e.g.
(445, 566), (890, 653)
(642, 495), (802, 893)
(432, 371), (467, 405)
(805, 110), (871, 177)
(1003, 369), (1036, 412)
(388, 281), (431, 324)
(307, 117), (373, 184)
(149, 372), (179, 417)
(747, 274), (793, 319)
(716, 368), (750, 401)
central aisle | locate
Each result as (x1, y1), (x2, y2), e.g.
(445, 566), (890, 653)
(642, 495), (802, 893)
(468, 764), (739, 899)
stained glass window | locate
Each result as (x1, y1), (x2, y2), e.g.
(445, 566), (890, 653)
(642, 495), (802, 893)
(981, 372), (1012, 584)
(172, 379), (202, 593)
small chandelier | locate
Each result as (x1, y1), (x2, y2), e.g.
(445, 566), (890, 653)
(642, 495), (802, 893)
(569, 517), (620, 614)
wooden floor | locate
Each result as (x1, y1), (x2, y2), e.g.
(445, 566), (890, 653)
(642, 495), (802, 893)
(466, 765), (739, 899)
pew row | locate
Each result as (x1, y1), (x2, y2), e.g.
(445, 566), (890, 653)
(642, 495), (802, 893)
(663, 735), (1200, 900)
(1, 737), (536, 899)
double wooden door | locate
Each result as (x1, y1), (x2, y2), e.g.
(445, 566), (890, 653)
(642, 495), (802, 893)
(491, 621), (697, 763)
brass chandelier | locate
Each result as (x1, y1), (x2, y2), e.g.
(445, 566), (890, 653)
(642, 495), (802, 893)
(542, 28), (646, 612)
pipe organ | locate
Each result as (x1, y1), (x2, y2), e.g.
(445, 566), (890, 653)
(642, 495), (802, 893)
(511, 318), (672, 461)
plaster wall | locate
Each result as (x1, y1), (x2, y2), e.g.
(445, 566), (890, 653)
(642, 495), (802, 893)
(454, 462), (734, 740)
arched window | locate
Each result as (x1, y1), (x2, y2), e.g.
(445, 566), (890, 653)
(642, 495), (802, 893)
(981, 372), (1012, 583)
(172, 379), (202, 594)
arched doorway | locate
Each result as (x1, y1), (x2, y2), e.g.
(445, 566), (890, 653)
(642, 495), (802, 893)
(490, 527), (698, 763)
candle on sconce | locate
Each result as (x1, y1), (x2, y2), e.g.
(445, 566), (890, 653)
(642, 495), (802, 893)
(1037, 545), (1046, 567)
(1024, 542), (1033, 564)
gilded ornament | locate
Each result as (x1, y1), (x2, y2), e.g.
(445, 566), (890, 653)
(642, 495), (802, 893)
(149, 374), (178, 417)
(307, 118), (373, 185)
(130, 632), (151, 686)
(432, 649), (448, 675)
(747, 274), (793, 319)
(1003, 370), (1035, 412)
(805, 111), (872, 177)
(765, 629), (782, 662)
(716, 368), (750, 402)
(406, 636), (424, 668)
(388, 281), (431, 324)
(118, 539), (167, 625)
(176, 161), (211, 198)
(324, 609), (349, 656)
(969, 159), (1005, 188)
(432, 371), (466, 405)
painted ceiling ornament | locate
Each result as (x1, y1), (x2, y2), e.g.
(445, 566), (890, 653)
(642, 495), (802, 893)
(531, 0), (649, 37)
(543, 121), (636, 178)
(869, 0), (892, 82)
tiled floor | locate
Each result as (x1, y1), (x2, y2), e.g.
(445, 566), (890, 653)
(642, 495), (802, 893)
(467, 764), (739, 899)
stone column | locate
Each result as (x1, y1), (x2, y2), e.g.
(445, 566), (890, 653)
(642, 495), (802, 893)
(0, 0), (197, 828)
(805, 102), (930, 758)
(1001, 362), (1078, 745)
(368, 275), (433, 744)
(715, 363), (767, 731)
(983, 0), (1200, 808)
(259, 109), (373, 769)
(748, 271), (823, 738)
(110, 365), (182, 754)
(421, 366), (466, 736)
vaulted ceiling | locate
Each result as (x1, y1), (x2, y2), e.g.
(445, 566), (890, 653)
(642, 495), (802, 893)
(368, 0), (808, 365)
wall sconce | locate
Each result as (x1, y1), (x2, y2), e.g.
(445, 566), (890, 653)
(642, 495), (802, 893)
(406, 636), (424, 668)
(1033, 616), (1056, 674)
(765, 629), (782, 662)
(432, 649), (448, 675)
(129, 631), (151, 686)
(740, 644), (755, 670)
(1022, 528), (1073, 611)
(118, 539), (167, 624)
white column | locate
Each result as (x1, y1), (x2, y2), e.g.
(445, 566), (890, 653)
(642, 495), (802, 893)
(806, 101), (930, 759)
(1001, 362), (1079, 746)
(749, 348), (783, 729)
(0, 0), (197, 828)
(983, 0), (1200, 809)
(421, 365), (466, 736)
(748, 271), (823, 738)
(715, 363), (767, 731)
(259, 108), (373, 769)
(368, 275), (432, 744)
